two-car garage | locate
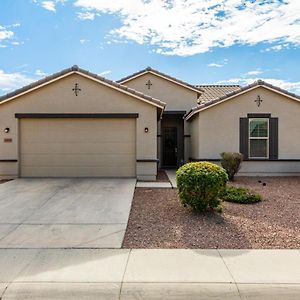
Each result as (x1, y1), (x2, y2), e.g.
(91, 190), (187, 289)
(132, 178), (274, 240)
(19, 116), (136, 177)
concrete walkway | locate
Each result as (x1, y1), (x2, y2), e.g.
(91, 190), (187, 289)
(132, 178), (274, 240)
(166, 169), (177, 188)
(0, 249), (299, 299)
(136, 181), (172, 188)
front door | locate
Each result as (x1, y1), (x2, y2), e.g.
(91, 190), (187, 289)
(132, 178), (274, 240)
(163, 127), (177, 167)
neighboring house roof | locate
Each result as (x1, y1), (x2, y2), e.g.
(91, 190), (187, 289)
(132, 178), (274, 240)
(196, 85), (241, 104)
(185, 80), (300, 120)
(0, 65), (166, 110)
(117, 67), (204, 94)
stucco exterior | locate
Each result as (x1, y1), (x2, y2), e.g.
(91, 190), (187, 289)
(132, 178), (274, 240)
(188, 86), (300, 175)
(0, 72), (160, 180)
(121, 72), (199, 111)
(120, 71), (201, 165)
(0, 66), (299, 178)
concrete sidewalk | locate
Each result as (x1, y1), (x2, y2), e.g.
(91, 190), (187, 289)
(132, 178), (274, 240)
(0, 249), (299, 299)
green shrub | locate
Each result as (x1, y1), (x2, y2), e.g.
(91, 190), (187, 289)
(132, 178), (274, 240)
(222, 186), (262, 204)
(176, 161), (228, 212)
(220, 152), (243, 181)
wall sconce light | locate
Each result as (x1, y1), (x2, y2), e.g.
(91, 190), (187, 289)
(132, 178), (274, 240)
(4, 128), (10, 133)
(144, 127), (149, 133)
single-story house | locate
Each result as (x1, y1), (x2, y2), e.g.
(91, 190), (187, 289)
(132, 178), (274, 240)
(0, 65), (299, 180)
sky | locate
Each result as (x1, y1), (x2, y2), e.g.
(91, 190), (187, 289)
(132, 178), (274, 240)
(0, 0), (300, 96)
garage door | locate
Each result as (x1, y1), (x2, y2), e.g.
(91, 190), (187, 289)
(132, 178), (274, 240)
(19, 118), (136, 177)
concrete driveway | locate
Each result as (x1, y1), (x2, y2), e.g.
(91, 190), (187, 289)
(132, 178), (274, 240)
(0, 178), (135, 248)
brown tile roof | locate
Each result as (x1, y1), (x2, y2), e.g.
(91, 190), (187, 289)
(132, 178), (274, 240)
(185, 80), (300, 120)
(117, 67), (204, 93)
(196, 85), (241, 103)
(0, 65), (166, 109)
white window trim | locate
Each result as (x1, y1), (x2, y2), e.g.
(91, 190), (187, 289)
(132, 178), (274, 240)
(248, 118), (269, 159)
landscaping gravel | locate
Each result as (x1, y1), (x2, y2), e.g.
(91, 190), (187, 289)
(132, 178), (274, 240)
(123, 177), (300, 249)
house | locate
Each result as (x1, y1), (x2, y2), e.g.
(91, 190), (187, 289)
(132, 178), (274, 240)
(0, 65), (299, 180)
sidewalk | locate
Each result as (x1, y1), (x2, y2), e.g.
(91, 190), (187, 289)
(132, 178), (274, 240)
(0, 249), (299, 299)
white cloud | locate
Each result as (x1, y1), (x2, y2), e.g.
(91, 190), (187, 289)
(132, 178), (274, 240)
(208, 63), (223, 68)
(74, 0), (300, 56)
(0, 70), (35, 93)
(218, 77), (300, 95)
(79, 38), (90, 44)
(37, 0), (67, 12)
(99, 70), (111, 76)
(208, 59), (228, 68)
(77, 12), (95, 20)
(0, 24), (21, 48)
(35, 69), (47, 77)
(41, 1), (56, 12)
(245, 70), (263, 76)
(0, 26), (14, 41)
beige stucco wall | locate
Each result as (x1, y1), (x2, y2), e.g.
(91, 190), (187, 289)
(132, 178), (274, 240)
(189, 86), (300, 174)
(0, 73), (158, 180)
(122, 73), (199, 112)
(189, 114), (199, 159)
(123, 72), (199, 164)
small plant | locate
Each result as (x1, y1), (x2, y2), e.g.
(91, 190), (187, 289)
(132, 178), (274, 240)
(222, 186), (262, 204)
(220, 152), (243, 181)
(176, 161), (228, 212)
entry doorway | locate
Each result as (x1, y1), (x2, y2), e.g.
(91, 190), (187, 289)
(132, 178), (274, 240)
(160, 112), (184, 168)
(163, 127), (178, 167)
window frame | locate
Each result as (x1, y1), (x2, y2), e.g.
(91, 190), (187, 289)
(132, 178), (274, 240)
(248, 118), (269, 159)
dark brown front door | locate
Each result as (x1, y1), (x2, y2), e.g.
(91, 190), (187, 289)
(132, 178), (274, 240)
(163, 127), (177, 167)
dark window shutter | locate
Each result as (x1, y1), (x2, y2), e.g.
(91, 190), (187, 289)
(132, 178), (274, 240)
(269, 118), (278, 159)
(240, 118), (249, 159)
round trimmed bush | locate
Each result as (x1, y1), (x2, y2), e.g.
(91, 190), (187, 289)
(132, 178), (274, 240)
(176, 161), (228, 212)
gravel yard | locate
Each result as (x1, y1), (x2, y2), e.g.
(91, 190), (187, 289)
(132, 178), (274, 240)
(123, 177), (300, 249)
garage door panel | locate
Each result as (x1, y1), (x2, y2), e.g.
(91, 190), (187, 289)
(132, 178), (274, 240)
(21, 154), (135, 167)
(22, 132), (135, 143)
(21, 142), (135, 154)
(21, 166), (136, 177)
(22, 131), (135, 143)
(21, 119), (135, 142)
(20, 118), (136, 177)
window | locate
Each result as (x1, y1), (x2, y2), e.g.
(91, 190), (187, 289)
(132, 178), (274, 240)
(249, 118), (269, 158)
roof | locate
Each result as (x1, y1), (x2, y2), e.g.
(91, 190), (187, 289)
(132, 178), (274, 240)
(185, 80), (300, 120)
(117, 67), (204, 94)
(0, 65), (166, 110)
(196, 85), (241, 103)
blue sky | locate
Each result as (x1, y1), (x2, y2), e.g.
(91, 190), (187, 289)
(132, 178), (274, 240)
(0, 0), (300, 95)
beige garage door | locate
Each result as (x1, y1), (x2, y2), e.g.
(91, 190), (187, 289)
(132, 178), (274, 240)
(20, 118), (136, 177)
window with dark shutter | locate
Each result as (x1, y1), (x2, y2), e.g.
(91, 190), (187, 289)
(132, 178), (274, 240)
(269, 118), (278, 159)
(240, 115), (278, 160)
(240, 118), (249, 159)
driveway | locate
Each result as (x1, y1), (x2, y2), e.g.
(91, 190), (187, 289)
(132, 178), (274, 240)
(0, 178), (136, 248)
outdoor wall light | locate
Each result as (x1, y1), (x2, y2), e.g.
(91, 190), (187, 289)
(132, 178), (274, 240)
(4, 128), (10, 133)
(144, 127), (149, 133)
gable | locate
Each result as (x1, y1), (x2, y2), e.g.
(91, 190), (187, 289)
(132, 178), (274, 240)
(186, 83), (300, 120)
(0, 66), (165, 110)
(118, 68), (203, 94)
(120, 72), (199, 111)
(0, 73), (160, 114)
